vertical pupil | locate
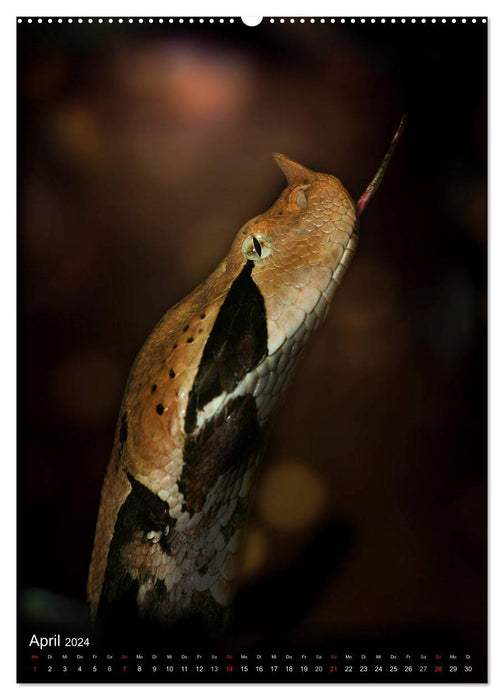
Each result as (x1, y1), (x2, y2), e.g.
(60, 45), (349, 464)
(252, 236), (262, 256)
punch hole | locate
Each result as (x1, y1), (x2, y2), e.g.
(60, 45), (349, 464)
(241, 17), (263, 27)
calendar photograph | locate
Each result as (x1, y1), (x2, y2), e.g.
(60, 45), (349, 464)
(17, 15), (487, 683)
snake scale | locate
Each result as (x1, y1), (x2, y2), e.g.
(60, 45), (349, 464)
(87, 118), (405, 635)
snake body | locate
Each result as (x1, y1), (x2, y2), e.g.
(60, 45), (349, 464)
(87, 122), (404, 633)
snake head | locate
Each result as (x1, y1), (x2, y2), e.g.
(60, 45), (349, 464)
(231, 152), (357, 356)
(229, 118), (405, 357)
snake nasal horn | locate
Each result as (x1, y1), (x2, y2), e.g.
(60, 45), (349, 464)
(272, 152), (316, 185)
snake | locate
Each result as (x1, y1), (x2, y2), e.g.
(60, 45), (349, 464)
(87, 117), (405, 634)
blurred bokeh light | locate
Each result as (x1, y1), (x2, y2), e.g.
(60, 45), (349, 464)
(257, 459), (326, 532)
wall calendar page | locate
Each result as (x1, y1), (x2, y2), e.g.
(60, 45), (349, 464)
(17, 13), (487, 684)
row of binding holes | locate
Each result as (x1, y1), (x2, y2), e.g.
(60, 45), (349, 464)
(271, 18), (486, 23)
(18, 18), (235, 24)
(17, 17), (487, 24)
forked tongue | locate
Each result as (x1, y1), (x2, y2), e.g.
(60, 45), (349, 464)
(356, 114), (407, 217)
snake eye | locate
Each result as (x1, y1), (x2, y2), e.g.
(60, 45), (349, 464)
(242, 233), (273, 261)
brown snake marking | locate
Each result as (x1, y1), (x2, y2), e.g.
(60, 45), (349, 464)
(87, 118), (405, 633)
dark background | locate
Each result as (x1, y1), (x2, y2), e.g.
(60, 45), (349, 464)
(18, 17), (487, 660)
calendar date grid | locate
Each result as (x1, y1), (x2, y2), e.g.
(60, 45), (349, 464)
(25, 648), (477, 681)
